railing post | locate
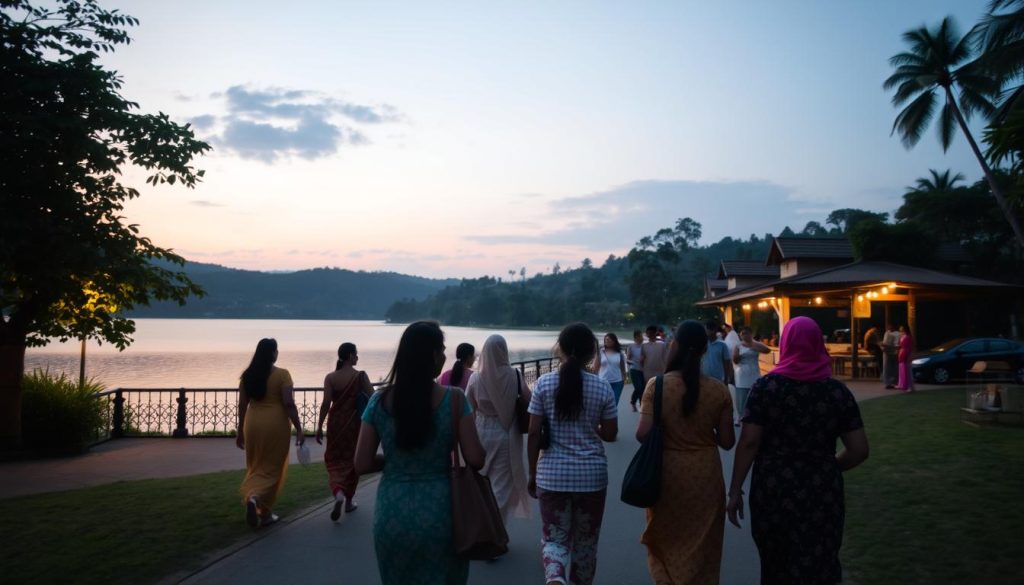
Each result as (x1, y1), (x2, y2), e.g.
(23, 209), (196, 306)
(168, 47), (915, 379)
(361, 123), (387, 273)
(112, 389), (125, 439)
(173, 389), (189, 438)
(535, 359), (541, 377)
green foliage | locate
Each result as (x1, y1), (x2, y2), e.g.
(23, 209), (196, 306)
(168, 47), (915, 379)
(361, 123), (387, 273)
(20, 370), (105, 453)
(826, 208), (890, 234)
(848, 219), (938, 267)
(0, 0), (210, 350)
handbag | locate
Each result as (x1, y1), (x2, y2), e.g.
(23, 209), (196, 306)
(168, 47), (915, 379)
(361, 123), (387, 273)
(355, 390), (370, 416)
(620, 374), (664, 508)
(449, 389), (510, 560)
(514, 369), (530, 434)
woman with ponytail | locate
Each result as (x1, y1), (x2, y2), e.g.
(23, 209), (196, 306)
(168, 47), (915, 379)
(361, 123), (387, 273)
(635, 320), (735, 584)
(316, 342), (374, 520)
(236, 338), (305, 528)
(354, 321), (484, 585)
(527, 323), (618, 585)
(438, 342), (475, 390)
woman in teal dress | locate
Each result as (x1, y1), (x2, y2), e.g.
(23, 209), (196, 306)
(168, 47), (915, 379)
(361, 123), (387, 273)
(355, 321), (485, 585)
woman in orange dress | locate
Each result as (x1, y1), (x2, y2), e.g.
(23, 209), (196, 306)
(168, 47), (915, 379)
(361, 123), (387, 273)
(236, 338), (306, 527)
(316, 342), (374, 520)
(636, 320), (736, 584)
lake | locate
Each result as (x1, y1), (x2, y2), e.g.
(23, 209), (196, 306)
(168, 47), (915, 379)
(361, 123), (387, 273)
(24, 319), (562, 389)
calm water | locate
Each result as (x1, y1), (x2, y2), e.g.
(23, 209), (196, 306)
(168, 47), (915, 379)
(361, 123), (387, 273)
(25, 319), (561, 389)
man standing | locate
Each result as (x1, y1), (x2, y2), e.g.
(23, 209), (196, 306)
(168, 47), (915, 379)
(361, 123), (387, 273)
(880, 323), (900, 389)
(863, 324), (883, 378)
(701, 321), (734, 385)
(641, 324), (668, 395)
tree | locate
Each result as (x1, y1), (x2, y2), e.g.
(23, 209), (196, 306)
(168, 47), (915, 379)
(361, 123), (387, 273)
(825, 208), (890, 233)
(979, 1), (1024, 213)
(884, 16), (1024, 246)
(0, 0), (210, 448)
(800, 221), (829, 236)
(849, 219), (939, 267)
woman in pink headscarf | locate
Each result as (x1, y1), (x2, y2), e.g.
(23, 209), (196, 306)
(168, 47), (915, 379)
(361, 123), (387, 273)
(725, 317), (870, 585)
(896, 325), (915, 392)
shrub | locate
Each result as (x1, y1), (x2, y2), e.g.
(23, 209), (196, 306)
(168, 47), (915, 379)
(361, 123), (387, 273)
(21, 370), (106, 454)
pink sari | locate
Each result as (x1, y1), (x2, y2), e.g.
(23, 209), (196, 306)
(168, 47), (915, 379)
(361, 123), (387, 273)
(897, 333), (914, 391)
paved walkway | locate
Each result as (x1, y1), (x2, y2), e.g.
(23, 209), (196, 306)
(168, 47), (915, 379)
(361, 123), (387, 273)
(1, 377), (937, 584)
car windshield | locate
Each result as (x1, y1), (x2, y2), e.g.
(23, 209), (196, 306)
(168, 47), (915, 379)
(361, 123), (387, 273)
(930, 338), (967, 352)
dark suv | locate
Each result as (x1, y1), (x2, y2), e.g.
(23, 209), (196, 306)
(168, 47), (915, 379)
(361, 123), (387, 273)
(911, 337), (1024, 384)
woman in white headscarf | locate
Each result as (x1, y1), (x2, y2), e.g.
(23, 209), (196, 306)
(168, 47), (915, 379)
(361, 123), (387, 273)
(466, 334), (532, 523)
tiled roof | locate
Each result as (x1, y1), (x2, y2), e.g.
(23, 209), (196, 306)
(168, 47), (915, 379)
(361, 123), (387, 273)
(718, 260), (780, 279)
(696, 260), (1017, 306)
(766, 237), (853, 265)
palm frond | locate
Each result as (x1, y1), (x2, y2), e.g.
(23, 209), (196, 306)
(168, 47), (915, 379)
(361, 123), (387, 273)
(950, 23), (981, 65)
(890, 78), (929, 106)
(938, 100), (957, 150)
(892, 89), (937, 148)
(959, 85), (999, 119)
(888, 51), (926, 67)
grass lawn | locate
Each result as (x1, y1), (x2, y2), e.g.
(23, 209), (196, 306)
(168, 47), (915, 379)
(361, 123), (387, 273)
(842, 387), (1024, 585)
(0, 462), (341, 585)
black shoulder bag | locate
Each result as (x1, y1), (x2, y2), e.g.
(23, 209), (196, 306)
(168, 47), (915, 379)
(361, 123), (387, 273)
(620, 374), (664, 508)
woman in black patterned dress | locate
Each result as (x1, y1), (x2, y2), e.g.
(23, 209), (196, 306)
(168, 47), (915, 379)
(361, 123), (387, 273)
(726, 316), (869, 584)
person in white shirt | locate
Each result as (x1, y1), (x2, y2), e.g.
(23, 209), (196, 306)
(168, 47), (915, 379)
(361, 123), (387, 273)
(732, 327), (771, 426)
(595, 332), (627, 406)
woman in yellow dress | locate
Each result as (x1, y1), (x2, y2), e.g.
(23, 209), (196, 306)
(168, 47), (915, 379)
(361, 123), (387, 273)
(636, 321), (736, 584)
(236, 338), (306, 528)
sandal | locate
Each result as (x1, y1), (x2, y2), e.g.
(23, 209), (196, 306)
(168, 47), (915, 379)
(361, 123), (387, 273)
(246, 496), (260, 528)
(330, 493), (344, 521)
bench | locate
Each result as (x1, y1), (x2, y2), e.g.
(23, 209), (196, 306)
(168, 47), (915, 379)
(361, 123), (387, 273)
(960, 383), (1024, 426)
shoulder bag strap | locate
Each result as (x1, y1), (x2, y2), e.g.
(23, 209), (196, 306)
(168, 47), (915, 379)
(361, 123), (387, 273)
(449, 387), (461, 467)
(654, 374), (663, 426)
(515, 369), (522, 396)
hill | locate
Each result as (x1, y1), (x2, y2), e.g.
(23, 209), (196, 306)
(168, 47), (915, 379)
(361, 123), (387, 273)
(128, 261), (458, 319)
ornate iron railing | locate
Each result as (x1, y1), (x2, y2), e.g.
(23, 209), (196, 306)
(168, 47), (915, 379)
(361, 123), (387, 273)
(90, 356), (560, 443)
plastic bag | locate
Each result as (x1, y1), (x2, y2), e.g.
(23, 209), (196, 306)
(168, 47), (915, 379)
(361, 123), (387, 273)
(296, 442), (311, 466)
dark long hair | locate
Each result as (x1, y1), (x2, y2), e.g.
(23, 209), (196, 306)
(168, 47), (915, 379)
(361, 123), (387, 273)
(555, 323), (598, 422)
(336, 342), (357, 370)
(241, 338), (277, 401)
(604, 332), (622, 352)
(449, 342), (475, 386)
(384, 321), (445, 451)
(664, 321), (708, 417)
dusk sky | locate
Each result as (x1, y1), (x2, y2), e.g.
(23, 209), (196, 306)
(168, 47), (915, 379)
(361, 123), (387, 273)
(106, 0), (989, 278)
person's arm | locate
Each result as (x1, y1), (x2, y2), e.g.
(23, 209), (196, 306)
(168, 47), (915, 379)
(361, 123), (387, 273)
(354, 421), (384, 475)
(752, 341), (771, 354)
(837, 427), (869, 471)
(726, 423), (763, 527)
(280, 384), (305, 445)
(458, 405), (485, 470)
(636, 411), (653, 442)
(723, 348), (735, 384)
(619, 351), (627, 380)
(716, 401), (736, 449)
(236, 384), (250, 450)
(598, 417), (618, 442)
(527, 413), (542, 498)
(315, 376), (333, 445)
(732, 345), (742, 365)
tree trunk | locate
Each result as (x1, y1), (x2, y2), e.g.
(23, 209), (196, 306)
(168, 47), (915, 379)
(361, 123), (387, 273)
(0, 341), (26, 451)
(946, 87), (1024, 248)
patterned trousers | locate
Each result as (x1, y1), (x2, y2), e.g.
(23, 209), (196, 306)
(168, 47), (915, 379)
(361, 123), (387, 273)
(538, 488), (607, 585)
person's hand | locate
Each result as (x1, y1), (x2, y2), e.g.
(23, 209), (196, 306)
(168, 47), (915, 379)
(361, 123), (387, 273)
(235, 432), (244, 450)
(295, 428), (306, 446)
(315, 428), (323, 444)
(528, 477), (538, 499)
(726, 492), (744, 528)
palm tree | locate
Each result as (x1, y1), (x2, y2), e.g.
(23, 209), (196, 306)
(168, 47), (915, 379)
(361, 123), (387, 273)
(885, 16), (1024, 247)
(907, 168), (966, 195)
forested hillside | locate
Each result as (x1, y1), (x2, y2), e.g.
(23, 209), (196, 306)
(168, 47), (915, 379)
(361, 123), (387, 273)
(128, 262), (457, 319)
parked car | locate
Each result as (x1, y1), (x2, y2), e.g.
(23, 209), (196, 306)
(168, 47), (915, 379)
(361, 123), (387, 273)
(911, 338), (1024, 384)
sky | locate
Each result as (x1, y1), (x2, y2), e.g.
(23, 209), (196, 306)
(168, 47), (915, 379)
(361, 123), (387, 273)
(95, 0), (993, 278)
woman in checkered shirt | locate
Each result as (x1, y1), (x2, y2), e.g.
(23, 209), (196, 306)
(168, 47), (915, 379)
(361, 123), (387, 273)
(527, 323), (619, 585)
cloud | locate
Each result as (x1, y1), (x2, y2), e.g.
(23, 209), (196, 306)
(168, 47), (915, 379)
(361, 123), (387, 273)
(189, 199), (224, 207)
(195, 86), (402, 162)
(464, 179), (815, 251)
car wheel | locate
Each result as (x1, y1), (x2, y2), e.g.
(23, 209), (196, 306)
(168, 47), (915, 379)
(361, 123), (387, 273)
(932, 367), (950, 384)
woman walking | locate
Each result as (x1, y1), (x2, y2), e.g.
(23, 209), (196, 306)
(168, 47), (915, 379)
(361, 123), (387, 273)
(527, 323), (618, 585)
(467, 334), (531, 523)
(316, 342), (373, 520)
(438, 342), (475, 391)
(627, 330), (646, 412)
(637, 321), (735, 584)
(355, 321), (485, 585)
(896, 325), (915, 392)
(236, 338), (306, 528)
(595, 333), (627, 406)
(732, 327), (770, 426)
(726, 317), (869, 585)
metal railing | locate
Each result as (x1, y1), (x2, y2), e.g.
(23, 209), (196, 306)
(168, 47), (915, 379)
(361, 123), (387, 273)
(90, 356), (560, 443)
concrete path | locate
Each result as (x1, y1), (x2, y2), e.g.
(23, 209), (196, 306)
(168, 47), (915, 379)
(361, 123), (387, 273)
(176, 396), (760, 585)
